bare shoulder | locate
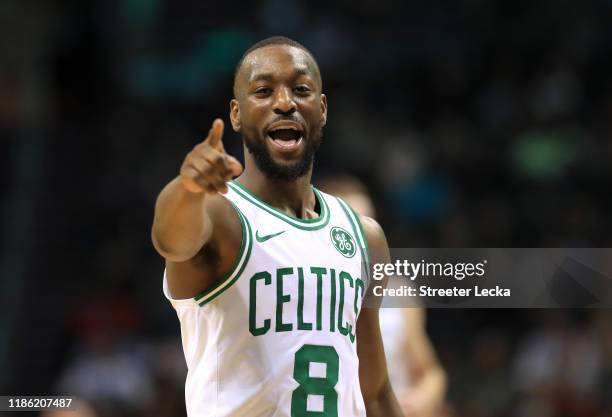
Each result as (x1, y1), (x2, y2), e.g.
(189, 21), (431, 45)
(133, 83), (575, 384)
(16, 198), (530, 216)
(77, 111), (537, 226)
(359, 215), (389, 255)
(204, 192), (244, 248)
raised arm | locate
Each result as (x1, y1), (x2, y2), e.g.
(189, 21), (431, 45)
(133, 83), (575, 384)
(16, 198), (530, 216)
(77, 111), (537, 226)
(152, 118), (244, 298)
(357, 216), (404, 417)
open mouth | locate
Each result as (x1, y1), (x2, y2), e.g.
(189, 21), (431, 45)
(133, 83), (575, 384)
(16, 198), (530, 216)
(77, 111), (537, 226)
(266, 126), (304, 152)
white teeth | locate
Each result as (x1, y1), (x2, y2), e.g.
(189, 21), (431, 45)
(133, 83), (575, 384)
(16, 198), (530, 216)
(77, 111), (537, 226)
(273, 138), (298, 148)
(270, 137), (303, 150)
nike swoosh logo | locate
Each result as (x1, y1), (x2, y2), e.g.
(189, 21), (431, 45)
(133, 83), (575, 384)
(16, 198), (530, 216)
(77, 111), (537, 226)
(256, 230), (286, 243)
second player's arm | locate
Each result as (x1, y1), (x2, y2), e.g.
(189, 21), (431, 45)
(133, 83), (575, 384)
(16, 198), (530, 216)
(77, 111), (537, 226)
(357, 216), (404, 417)
(399, 308), (447, 417)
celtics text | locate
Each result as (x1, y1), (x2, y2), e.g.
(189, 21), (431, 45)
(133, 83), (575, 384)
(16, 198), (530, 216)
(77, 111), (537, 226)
(249, 267), (364, 343)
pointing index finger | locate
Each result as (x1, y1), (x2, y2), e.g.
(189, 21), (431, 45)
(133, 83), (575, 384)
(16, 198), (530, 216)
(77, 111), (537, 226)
(208, 118), (225, 151)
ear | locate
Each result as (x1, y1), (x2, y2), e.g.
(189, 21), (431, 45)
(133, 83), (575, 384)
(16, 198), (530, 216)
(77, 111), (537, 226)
(230, 99), (241, 132)
(320, 94), (328, 127)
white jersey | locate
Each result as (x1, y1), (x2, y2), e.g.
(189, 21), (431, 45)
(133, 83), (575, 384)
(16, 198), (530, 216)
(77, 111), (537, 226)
(163, 180), (371, 417)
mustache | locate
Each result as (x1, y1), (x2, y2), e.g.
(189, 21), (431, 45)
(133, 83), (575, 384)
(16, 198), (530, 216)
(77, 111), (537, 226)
(266, 115), (305, 127)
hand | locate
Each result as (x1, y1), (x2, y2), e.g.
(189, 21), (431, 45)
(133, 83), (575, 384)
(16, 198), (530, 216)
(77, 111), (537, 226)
(180, 119), (243, 194)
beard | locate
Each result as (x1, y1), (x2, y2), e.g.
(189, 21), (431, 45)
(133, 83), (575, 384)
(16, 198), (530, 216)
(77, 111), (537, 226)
(243, 128), (323, 181)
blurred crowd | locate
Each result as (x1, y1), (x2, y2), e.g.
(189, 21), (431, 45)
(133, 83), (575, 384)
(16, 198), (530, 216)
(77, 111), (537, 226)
(431, 309), (612, 417)
(1, 0), (612, 416)
(34, 309), (612, 417)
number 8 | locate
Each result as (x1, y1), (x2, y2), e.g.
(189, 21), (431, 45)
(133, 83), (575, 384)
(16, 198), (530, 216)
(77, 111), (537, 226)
(291, 344), (339, 417)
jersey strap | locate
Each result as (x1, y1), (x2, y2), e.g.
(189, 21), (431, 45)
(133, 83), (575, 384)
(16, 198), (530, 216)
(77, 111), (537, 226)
(336, 197), (371, 282)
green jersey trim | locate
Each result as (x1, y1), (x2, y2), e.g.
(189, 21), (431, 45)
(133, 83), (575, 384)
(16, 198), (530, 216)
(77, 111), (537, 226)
(343, 200), (371, 265)
(194, 203), (253, 306)
(336, 197), (370, 272)
(228, 181), (330, 230)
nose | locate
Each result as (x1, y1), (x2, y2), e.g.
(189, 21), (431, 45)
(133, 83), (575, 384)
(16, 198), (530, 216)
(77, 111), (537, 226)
(273, 86), (296, 115)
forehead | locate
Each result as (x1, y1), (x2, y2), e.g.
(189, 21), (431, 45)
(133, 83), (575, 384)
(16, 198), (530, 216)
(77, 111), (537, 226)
(239, 45), (318, 84)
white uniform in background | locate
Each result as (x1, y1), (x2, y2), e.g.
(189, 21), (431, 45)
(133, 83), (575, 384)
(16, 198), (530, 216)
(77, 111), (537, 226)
(379, 308), (411, 394)
(163, 181), (370, 417)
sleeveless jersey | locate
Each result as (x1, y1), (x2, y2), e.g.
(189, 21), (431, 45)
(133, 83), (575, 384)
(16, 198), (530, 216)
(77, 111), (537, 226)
(163, 180), (371, 417)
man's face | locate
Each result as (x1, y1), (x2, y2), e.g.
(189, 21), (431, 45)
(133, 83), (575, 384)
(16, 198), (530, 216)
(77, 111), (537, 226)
(231, 45), (327, 180)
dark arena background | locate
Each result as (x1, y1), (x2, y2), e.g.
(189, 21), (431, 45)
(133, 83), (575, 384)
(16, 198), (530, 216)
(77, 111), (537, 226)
(1, 1), (612, 416)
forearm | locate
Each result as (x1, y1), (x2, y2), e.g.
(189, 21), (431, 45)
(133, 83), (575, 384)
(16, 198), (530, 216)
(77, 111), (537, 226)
(413, 365), (446, 408)
(365, 380), (404, 417)
(152, 176), (212, 261)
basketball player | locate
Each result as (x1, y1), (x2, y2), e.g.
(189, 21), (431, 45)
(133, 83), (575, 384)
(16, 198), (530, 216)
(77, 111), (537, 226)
(152, 37), (403, 417)
(318, 177), (447, 417)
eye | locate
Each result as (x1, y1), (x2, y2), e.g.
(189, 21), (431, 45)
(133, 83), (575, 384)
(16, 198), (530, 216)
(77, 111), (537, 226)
(254, 87), (272, 96)
(294, 85), (311, 95)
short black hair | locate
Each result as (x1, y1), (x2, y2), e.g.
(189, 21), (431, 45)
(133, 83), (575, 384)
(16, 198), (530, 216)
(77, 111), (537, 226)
(233, 36), (321, 97)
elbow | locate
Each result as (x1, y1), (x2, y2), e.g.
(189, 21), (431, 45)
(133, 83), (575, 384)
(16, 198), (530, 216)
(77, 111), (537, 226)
(415, 363), (448, 405)
(435, 364), (448, 397)
(151, 228), (199, 263)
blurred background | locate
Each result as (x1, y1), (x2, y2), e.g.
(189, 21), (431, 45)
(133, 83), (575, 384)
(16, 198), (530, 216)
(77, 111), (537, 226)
(1, 0), (612, 416)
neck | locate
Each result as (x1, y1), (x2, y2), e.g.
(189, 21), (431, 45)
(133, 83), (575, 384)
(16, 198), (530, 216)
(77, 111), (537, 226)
(236, 153), (317, 220)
